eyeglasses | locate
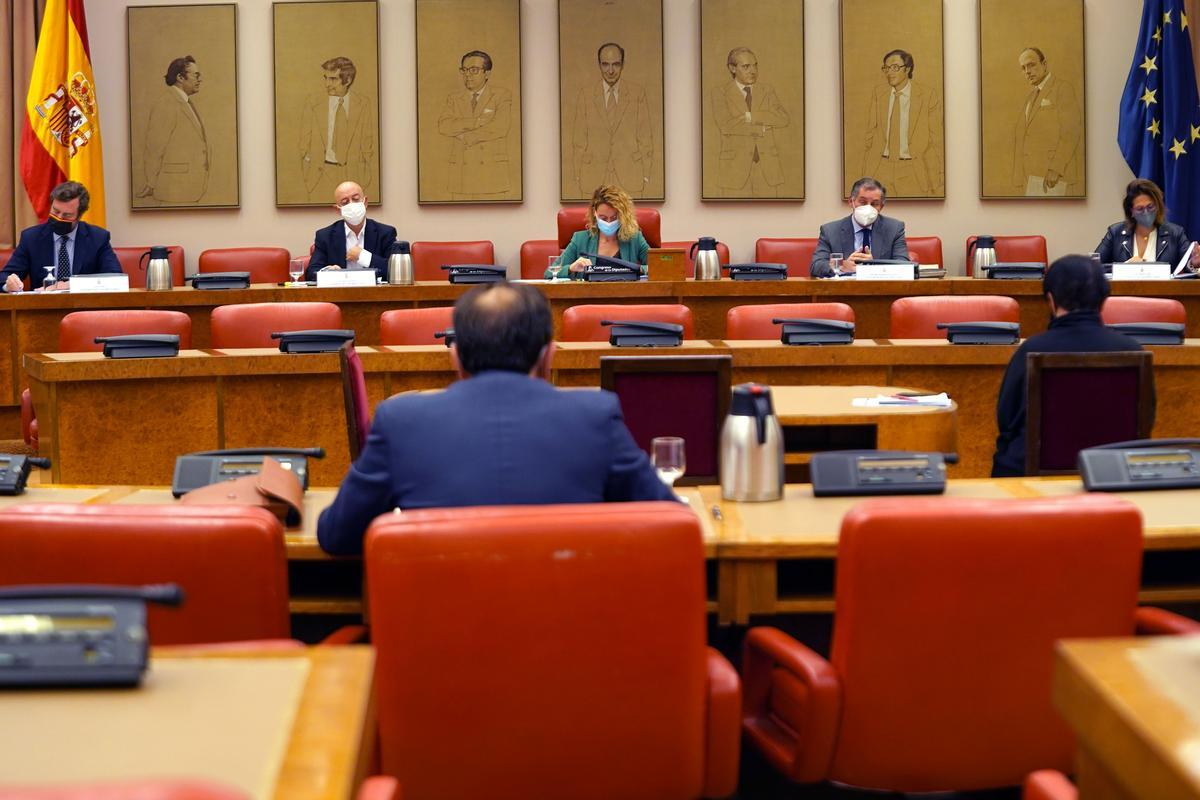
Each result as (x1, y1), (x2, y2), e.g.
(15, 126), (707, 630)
(459, 66), (486, 75)
(880, 64), (906, 73)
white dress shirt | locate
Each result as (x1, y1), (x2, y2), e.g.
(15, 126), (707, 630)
(344, 221), (372, 268)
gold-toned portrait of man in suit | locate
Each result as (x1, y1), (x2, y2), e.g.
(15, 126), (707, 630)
(297, 56), (377, 203)
(860, 49), (944, 198)
(437, 50), (513, 201)
(1011, 47), (1082, 196)
(571, 42), (654, 199)
(711, 47), (790, 198)
(138, 55), (211, 204)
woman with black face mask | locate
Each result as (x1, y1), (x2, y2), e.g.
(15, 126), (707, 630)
(1095, 178), (1200, 271)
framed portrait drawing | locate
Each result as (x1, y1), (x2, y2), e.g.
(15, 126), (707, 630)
(127, 4), (239, 210)
(979, 0), (1085, 198)
(700, 0), (804, 201)
(558, 0), (665, 202)
(272, 0), (381, 207)
(839, 0), (945, 199)
(415, 0), (522, 204)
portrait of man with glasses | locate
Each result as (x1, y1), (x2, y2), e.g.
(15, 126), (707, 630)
(860, 48), (944, 198)
(437, 50), (514, 201)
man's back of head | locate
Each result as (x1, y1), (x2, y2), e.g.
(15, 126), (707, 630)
(1043, 254), (1109, 314)
(453, 282), (552, 376)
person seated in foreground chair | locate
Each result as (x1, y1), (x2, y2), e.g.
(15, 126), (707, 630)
(991, 254), (1152, 477)
(305, 180), (397, 281)
(810, 176), (909, 277)
(317, 281), (676, 555)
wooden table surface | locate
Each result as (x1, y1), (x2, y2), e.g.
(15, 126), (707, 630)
(1054, 636), (1200, 800)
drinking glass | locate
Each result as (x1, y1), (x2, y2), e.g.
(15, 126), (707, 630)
(42, 266), (56, 292)
(1090, 252), (1102, 267)
(288, 258), (306, 286)
(547, 255), (562, 281)
(651, 436), (686, 489)
(830, 252), (844, 275)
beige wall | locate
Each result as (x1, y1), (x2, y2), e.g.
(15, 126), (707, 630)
(90, 0), (1142, 276)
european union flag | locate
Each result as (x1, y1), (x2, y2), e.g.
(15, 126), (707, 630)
(1119, 0), (1200, 240)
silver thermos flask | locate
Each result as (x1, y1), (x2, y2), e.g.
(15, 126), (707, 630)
(690, 236), (722, 281)
(388, 240), (414, 285)
(720, 383), (784, 502)
(971, 234), (997, 276)
(140, 246), (173, 291)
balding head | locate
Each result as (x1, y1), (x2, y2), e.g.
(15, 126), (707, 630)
(452, 282), (553, 377)
(333, 182), (366, 208)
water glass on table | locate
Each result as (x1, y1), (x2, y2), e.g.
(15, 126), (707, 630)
(288, 258), (306, 286)
(547, 255), (564, 281)
(42, 266), (57, 292)
(830, 252), (844, 276)
(651, 436), (686, 489)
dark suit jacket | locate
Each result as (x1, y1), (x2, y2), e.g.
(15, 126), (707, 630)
(1, 221), (122, 289)
(992, 311), (1151, 477)
(305, 218), (398, 281)
(1095, 220), (1192, 268)
(810, 214), (909, 277)
(317, 370), (677, 555)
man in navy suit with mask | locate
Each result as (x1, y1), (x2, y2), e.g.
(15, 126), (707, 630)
(305, 180), (397, 281)
(2, 181), (121, 292)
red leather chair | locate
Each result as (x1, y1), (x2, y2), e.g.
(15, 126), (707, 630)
(0, 248), (30, 291)
(410, 241), (495, 282)
(966, 235), (1049, 276)
(741, 495), (1198, 793)
(661, 239), (731, 278)
(198, 247), (289, 284)
(906, 235), (943, 267)
(725, 303), (856, 339)
(365, 502), (740, 799)
(113, 246), (187, 288)
(561, 304), (694, 342)
(755, 238), (817, 278)
(889, 295), (1020, 338)
(1101, 296), (1187, 325)
(1024, 771), (1077, 800)
(339, 341), (369, 461)
(210, 302), (342, 348)
(557, 207), (662, 248)
(520, 239), (559, 279)
(0, 780), (251, 800)
(0, 505), (289, 645)
(379, 307), (455, 346)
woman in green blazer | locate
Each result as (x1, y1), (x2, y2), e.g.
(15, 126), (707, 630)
(546, 184), (650, 279)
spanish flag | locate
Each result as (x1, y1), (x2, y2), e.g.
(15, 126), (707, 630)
(20, 0), (106, 226)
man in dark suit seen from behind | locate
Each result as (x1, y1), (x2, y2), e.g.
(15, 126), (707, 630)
(304, 180), (396, 281)
(992, 254), (1152, 477)
(317, 281), (676, 555)
(2, 181), (121, 293)
(809, 176), (909, 277)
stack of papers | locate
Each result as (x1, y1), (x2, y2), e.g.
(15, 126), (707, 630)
(852, 392), (953, 408)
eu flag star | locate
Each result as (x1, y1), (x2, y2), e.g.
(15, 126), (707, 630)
(1155, 25), (1164, 42)
(1170, 138), (1187, 158)
(1149, 118), (1163, 137)
(1191, 123), (1200, 142)
(1141, 55), (1158, 73)
(1142, 87), (1158, 106)
(1164, 9), (1173, 24)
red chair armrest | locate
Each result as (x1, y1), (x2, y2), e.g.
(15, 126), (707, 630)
(357, 776), (401, 800)
(703, 647), (741, 798)
(1023, 769), (1078, 800)
(1135, 606), (1200, 635)
(320, 624), (369, 645)
(741, 626), (840, 783)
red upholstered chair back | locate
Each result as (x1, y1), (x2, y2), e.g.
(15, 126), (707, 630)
(410, 241), (495, 281)
(0, 248), (11, 269)
(965, 235), (1048, 276)
(561, 303), (694, 342)
(198, 247), (289, 284)
(557, 207), (662, 248)
(755, 238), (817, 278)
(520, 239), (560, 279)
(379, 307), (455, 346)
(366, 502), (710, 799)
(339, 341), (370, 461)
(59, 310), (193, 352)
(1101, 296), (1187, 325)
(889, 295), (1020, 338)
(0, 505), (290, 645)
(725, 303), (856, 339)
(826, 495), (1143, 791)
(210, 302), (342, 348)
(0, 780), (251, 799)
(113, 246), (187, 288)
(906, 236), (943, 267)
(661, 239), (731, 277)
(1026, 352), (1154, 475)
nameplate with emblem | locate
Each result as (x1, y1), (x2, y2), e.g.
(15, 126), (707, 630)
(316, 268), (377, 288)
(1110, 262), (1172, 281)
(68, 274), (130, 293)
(856, 262), (918, 281)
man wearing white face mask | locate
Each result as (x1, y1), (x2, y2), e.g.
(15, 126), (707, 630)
(809, 176), (910, 278)
(305, 180), (397, 281)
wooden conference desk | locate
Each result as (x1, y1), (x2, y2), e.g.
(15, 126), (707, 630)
(6, 275), (1200, 412)
(1054, 636), (1200, 800)
(0, 645), (375, 800)
(12, 478), (1200, 625)
(26, 338), (1200, 482)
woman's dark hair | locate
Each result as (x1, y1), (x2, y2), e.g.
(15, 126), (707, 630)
(1122, 178), (1166, 230)
(1043, 254), (1110, 313)
(452, 282), (552, 375)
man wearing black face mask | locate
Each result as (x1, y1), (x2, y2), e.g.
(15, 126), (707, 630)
(2, 181), (122, 293)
